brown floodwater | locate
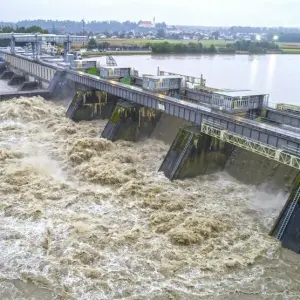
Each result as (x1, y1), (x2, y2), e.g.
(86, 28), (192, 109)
(1, 52), (300, 299)
(0, 95), (299, 300)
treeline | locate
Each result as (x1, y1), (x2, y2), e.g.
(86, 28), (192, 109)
(0, 26), (48, 34)
(151, 42), (217, 54)
(234, 40), (279, 53)
(151, 41), (280, 54)
(0, 26), (49, 47)
(1, 20), (167, 34)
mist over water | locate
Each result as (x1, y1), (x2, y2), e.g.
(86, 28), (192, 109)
(0, 83), (300, 298)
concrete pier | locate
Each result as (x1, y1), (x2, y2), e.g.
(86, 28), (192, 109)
(66, 90), (116, 121)
(159, 126), (235, 180)
(101, 100), (161, 141)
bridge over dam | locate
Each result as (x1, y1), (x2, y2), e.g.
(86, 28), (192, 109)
(1, 46), (300, 254)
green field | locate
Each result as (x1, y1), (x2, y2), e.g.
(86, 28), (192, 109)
(277, 42), (300, 49)
(281, 48), (300, 54)
(96, 38), (230, 47)
(85, 38), (300, 55)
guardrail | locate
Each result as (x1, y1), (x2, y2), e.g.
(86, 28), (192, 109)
(201, 121), (300, 169)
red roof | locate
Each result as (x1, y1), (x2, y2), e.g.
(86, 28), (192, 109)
(139, 21), (153, 25)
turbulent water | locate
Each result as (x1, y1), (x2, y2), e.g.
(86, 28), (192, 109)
(0, 96), (300, 300)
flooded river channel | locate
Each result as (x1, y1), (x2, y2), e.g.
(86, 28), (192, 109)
(0, 54), (300, 299)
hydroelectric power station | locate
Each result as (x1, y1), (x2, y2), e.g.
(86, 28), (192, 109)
(1, 33), (300, 254)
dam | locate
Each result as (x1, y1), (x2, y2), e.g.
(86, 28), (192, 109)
(1, 33), (300, 299)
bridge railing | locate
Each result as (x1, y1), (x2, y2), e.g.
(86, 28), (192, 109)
(201, 120), (300, 170)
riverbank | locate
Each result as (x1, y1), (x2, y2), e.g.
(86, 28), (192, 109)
(83, 38), (300, 55)
(83, 51), (152, 57)
(83, 50), (300, 57)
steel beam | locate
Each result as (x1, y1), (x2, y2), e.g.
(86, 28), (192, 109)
(201, 122), (300, 170)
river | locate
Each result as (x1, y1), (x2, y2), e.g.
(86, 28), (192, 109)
(0, 55), (300, 299)
(95, 54), (299, 106)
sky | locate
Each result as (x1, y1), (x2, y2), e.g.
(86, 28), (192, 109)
(2, 0), (300, 27)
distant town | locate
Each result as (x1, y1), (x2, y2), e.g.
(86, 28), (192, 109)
(1, 19), (300, 54)
(1, 19), (300, 42)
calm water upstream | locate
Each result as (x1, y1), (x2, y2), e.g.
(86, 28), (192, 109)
(0, 56), (299, 299)
(95, 54), (299, 105)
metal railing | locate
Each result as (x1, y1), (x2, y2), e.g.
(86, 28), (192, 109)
(276, 186), (300, 240)
(169, 132), (194, 180)
(201, 121), (300, 170)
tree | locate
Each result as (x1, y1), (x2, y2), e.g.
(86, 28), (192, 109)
(26, 26), (48, 33)
(209, 44), (216, 53)
(119, 31), (126, 38)
(211, 31), (220, 40)
(88, 38), (97, 49)
(156, 29), (166, 39)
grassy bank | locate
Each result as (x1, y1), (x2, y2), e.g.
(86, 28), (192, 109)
(281, 48), (300, 54)
(97, 38), (229, 47)
(78, 39), (300, 56)
(88, 38), (300, 53)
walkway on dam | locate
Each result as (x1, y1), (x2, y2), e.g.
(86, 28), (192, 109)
(3, 50), (300, 152)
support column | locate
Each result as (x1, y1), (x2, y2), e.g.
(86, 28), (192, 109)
(66, 90), (116, 121)
(101, 100), (161, 142)
(10, 36), (15, 54)
(63, 36), (72, 60)
(159, 126), (235, 180)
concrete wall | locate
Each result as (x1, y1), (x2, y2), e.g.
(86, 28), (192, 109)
(225, 147), (299, 191)
(179, 132), (235, 178)
(159, 127), (234, 180)
(102, 101), (162, 142)
(151, 113), (191, 145)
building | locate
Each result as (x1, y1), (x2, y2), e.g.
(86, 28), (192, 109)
(211, 90), (269, 113)
(138, 18), (155, 28)
(142, 75), (182, 94)
(99, 66), (132, 79)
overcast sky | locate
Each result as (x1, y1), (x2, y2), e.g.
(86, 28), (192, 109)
(2, 0), (300, 27)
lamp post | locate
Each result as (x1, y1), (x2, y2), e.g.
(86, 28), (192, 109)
(82, 18), (85, 48)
